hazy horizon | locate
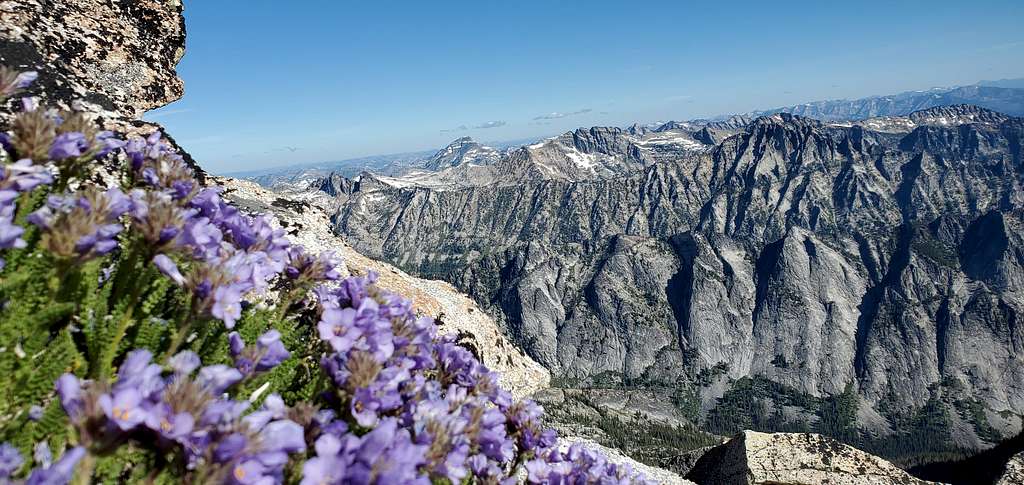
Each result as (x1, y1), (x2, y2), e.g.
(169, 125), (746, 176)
(152, 0), (1024, 174)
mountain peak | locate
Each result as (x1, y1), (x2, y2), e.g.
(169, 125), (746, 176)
(907, 104), (1011, 124)
(423, 137), (499, 171)
(748, 111), (822, 129)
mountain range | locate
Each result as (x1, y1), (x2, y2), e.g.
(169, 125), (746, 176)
(244, 79), (1024, 190)
(234, 80), (1024, 476)
(281, 100), (1024, 468)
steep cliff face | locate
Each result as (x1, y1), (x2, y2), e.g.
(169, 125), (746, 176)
(324, 108), (1024, 452)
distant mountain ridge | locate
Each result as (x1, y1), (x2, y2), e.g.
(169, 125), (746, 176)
(752, 84), (1024, 121)
(243, 79), (1024, 191)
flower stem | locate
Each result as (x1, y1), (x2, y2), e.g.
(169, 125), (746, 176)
(73, 453), (94, 485)
(95, 268), (149, 379)
(162, 296), (198, 360)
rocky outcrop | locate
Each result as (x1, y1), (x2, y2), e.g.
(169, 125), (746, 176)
(997, 452), (1024, 485)
(0, 0), (185, 117)
(686, 431), (937, 485)
(0, 0), (203, 180)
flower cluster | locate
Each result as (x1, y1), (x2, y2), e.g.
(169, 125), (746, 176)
(301, 273), (653, 484)
(526, 444), (655, 484)
(56, 348), (306, 483)
(29, 187), (131, 261)
(0, 68), (652, 484)
(108, 131), (339, 330)
(0, 159), (52, 269)
(0, 442), (86, 485)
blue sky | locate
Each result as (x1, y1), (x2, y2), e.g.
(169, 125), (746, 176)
(149, 0), (1024, 174)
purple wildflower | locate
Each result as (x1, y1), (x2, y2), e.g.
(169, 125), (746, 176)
(48, 132), (87, 160)
(229, 330), (290, 375)
(99, 388), (147, 431)
(144, 403), (195, 441)
(210, 285), (243, 329)
(14, 71), (37, 89)
(197, 365), (243, 395)
(28, 405), (44, 421)
(55, 374), (83, 419)
(153, 254), (186, 285)
(24, 446), (85, 485)
(300, 434), (346, 485)
(0, 443), (23, 478)
(168, 350), (201, 375)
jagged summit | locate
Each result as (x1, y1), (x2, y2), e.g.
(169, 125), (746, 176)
(747, 111), (824, 128)
(907, 103), (1011, 125)
(829, 103), (1019, 134)
(422, 136), (500, 171)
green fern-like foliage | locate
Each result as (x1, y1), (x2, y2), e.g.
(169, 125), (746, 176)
(0, 100), (312, 480)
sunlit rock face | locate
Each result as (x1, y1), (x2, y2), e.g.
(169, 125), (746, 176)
(686, 431), (938, 485)
(0, 0), (203, 181)
(0, 0), (185, 117)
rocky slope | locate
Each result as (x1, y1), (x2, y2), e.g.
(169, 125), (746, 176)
(214, 177), (551, 398)
(319, 106), (1024, 458)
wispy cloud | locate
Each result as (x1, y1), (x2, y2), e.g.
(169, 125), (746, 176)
(441, 120), (507, 133)
(977, 40), (1024, 53)
(664, 95), (693, 102)
(532, 108), (592, 121)
(264, 146), (300, 154)
(474, 120), (506, 129)
(143, 108), (193, 119)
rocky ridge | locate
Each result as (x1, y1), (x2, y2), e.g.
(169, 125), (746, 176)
(318, 106), (1024, 458)
(753, 84), (1024, 120)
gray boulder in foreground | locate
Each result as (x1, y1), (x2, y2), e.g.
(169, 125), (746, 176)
(685, 431), (938, 485)
(997, 451), (1024, 485)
